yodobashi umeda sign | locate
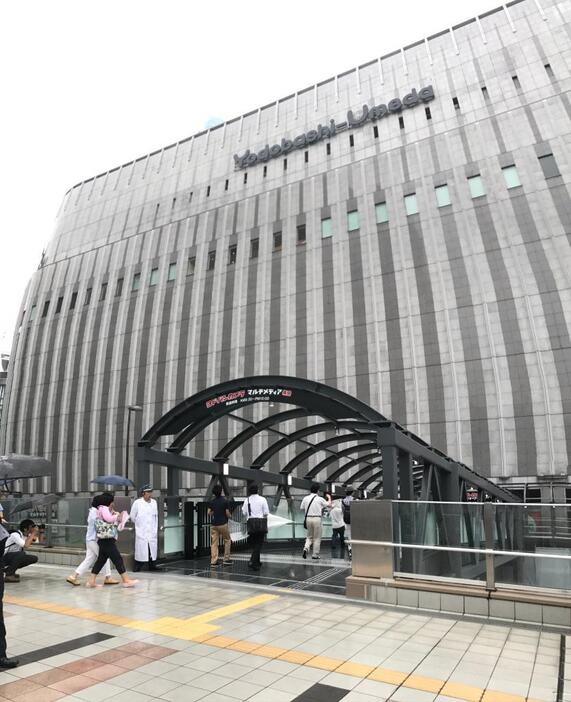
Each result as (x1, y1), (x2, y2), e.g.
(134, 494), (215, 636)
(205, 387), (293, 409)
(234, 85), (435, 169)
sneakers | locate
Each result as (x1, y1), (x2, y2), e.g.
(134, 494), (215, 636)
(302, 549), (308, 559)
(222, 560), (233, 565)
(311, 555), (320, 560)
(66, 575), (80, 586)
(4, 574), (19, 583)
(211, 562), (219, 567)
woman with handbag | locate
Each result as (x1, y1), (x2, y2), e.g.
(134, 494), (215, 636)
(85, 494), (138, 588)
(241, 484), (269, 571)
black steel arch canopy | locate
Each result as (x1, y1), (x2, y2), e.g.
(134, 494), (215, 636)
(136, 375), (518, 502)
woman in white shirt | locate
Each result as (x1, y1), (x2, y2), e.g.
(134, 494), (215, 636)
(66, 494), (119, 586)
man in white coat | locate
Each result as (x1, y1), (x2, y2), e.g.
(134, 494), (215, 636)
(130, 485), (159, 572)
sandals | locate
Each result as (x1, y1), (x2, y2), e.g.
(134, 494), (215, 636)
(122, 580), (138, 588)
(103, 578), (120, 585)
(66, 576), (80, 586)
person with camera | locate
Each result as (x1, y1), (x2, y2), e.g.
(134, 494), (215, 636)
(3, 519), (39, 583)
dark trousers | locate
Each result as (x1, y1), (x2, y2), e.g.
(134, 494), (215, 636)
(3, 551), (38, 576)
(331, 526), (345, 555)
(92, 539), (126, 575)
(0, 571), (6, 658)
(134, 546), (157, 572)
(248, 532), (265, 568)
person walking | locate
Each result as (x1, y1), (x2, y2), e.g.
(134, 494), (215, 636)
(130, 485), (159, 572)
(342, 487), (354, 559)
(4, 520), (39, 582)
(86, 494), (138, 588)
(208, 484), (232, 567)
(329, 498), (345, 558)
(241, 484), (268, 571)
(66, 494), (120, 586)
(300, 485), (331, 560)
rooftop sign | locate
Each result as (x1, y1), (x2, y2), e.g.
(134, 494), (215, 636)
(234, 85), (435, 169)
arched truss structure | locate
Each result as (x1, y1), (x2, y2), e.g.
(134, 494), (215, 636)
(135, 375), (516, 503)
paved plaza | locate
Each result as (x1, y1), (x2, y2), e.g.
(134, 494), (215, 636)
(0, 563), (566, 702)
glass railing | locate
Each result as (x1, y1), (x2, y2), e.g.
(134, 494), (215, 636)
(351, 500), (571, 593)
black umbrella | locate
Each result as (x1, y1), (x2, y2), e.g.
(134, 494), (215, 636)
(91, 475), (134, 488)
(0, 454), (53, 485)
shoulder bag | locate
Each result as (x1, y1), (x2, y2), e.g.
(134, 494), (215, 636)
(247, 498), (268, 535)
(95, 518), (118, 540)
(303, 495), (317, 530)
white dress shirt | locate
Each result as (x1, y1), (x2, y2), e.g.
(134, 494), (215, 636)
(300, 494), (329, 517)
(242, 494), (269, 519)
(329, 500), (345, 529)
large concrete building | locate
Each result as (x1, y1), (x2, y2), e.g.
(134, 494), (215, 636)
(2, 0), (570, 499)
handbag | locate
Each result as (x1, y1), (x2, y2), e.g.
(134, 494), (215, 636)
(95, 518), (118, 540)
(247, 498), (268, 535)
(303, 495), (317, 530)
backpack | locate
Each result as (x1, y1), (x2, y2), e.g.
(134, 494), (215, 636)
(342, 497), (352, 525)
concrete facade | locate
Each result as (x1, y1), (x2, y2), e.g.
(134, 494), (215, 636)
(2, 0), (570, 494)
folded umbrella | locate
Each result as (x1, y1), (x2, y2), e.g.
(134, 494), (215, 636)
(6, 494), (59, 516)
(91, 475), (134, 488)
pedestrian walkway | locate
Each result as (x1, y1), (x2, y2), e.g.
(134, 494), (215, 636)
(0, 563), (566, 701)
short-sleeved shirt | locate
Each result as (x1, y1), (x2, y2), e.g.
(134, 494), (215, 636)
(209, 496), (230, 526)
(5, 531), (25, 554)
(300, 494), (328, 517)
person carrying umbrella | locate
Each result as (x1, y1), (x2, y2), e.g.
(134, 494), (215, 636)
(130, 485), (159, 572)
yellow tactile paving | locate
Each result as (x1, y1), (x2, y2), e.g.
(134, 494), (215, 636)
(4, 593), (550, 702)
(402, 674), (444, 694)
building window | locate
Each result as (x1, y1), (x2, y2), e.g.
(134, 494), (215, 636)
(168, 262), (177, 281)
(375, 202), (389, 224)
(206, 185), (211, 197)
(172, 197), (176, 209)
(30, 305), (36, 321)
(349, 134), (354, 147)
(304, 151), (309, 163)
(42, 300), (50, 318)
(373, 125), (378, 138)
(398, 116), (404, 129)
(326, 143), (331, 156)
(544, 63), (554, 78)
(347, 210), (359, 232)
(481, 86), (489, 100)
(263, 166), (267, 178)
(187, 257), (196, 275)
(55, 296), (63, 314)
(228, 244), (237, 265)
(243, 172), (248, 184)
(502, 165), (521, 189)
(404, 194), (418, 216)
(224, 179), (229, 191)
(435, 185), (451, 208)
(250, 238), (259, 259)
(452, 96), (460, 110)
(321, 218), (332, 238)
(283, 159), (287, 171)
(273, 231), (282, 251)
(99, 283), (107, 301)
(296, 224), (306, 244)
(425, 107), (432, 120)
(115, 278), (124, 296)
(189, 191), (193, 202)
(69, 292), (77, 310)
(85, 287), (92, 304)
(132, 274), (141, 292)
(207, 251), (216, 270)
(149, 267), (159, 286)
(512, 75), (521, 90)
(538, 153), (560, 179)
(468, 175), (486, 198)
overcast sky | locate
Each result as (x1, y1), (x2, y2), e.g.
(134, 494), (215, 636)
(0, 0), (501, 354)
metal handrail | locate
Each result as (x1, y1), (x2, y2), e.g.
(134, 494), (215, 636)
(350, 539), (571, 561)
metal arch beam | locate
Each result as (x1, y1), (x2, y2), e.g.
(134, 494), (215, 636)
(252, 421), (376, 470)
(342, 459), (383, 486)
(279, 435), (379, 477)
(213, 408), (314, 461)
(304, 444), (379, 480)
(272, 435), (377, 476)
(325, 450), (381, 483)
(139, 375), (388, 447)
(167, 415), (218, 454)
